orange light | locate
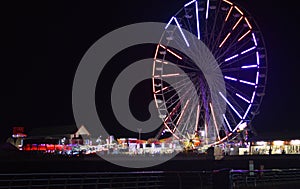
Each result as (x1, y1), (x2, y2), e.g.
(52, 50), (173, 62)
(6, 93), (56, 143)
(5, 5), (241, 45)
(167, 49), (183, 60)
(238, 30), (251, 41)
(232, 16), (243, 31)
(244, 17), (252, 29)
(219, 32), (231, 48)
(225, 6), (233, 22)
(223, 0), (233, 5)
(234, 6), (244, 15)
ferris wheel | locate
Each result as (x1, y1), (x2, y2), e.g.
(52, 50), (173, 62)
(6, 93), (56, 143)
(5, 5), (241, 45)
(152, 0), (267, 146)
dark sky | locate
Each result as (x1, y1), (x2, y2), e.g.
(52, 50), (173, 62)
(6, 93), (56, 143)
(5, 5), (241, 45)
(1, 0), (300, 142)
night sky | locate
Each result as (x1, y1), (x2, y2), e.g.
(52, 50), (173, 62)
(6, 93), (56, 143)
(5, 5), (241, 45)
(1, 0), (300, 142)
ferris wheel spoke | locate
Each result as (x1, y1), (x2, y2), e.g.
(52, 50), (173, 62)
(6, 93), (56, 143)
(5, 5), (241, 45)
(207, 0), (222, 49)
(180, 93), (200, 133)
(154, 0), (267, 144)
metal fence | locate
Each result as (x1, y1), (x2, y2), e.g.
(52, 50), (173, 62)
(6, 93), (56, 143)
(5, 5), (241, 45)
(2, 169), (300, 189)
(0, 171), (214, 189)
(230, 169), (300, 189)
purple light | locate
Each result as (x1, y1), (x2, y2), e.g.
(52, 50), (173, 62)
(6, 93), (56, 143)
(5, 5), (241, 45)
(239, 80), (255, 86)
(256, 71), (260, 85)
(252, 33), (258, 46)
(196, 1), (201, 39)
(165, 17), (174, 29)
(241, 65), (258, 69)
(219, 92), (242, 119)
(241, 46), (256, 55)
(256, 51), (260, 66)
(174, 17), (190, 47)
(206, 0), (210, 19)
(243, 104), (252, 119)
(224, 76), (238, 81)
(225, 54), (239, 62)
(250, 92), (255, 103)
(184, 0), (196, 7)
(236, 93), (250, 104)
(223, 114), (232, 131)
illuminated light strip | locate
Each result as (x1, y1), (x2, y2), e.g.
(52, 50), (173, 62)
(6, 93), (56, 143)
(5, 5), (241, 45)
(161, 73), (181, 78)
(176, 100), (190, 126)
(219, 92), (242, 119)
(195, 105), (200, 132)
(204, 121), (208, 145)
(210, 103), (220, 140)
(225, 54), (238, 62)
(163, 122), (179, 139)
(256, 71), (260, 85)
(239, 80), (256, 86)
(159, 44), (166, 49)
(243, 104), (252, 119)
(167, 49), (183, 60)
(232, 16), (243, 31)
(233, 120), (243, 132)
(244, 17), (252, 29)
(238, 30), (251, 41)
(206, 0), (210, 19)
(241, 65), (257, 69)
(154, 44), (160, 59)
(155, 87), (168, 94)
(250, 92), (256, 103)
(153, 73), (181, 78)
(236, 93), (250, 104)
(219, 32), (231, 48)
(155, 59), (169, 65)
(165, 17), (175, 29)
(224, 76), (238, 81)
(184, 0), (196, 7)
(225, 46), (256, 62)
(234, 6), (244, 15)
(223, 114), (232, 132)
(223, 0), (233, 5)
(256, 51), (260, 66)
(174, 17), (190, 47)
(196, 1), (201, 39)
(241, 46), (256, 55)
(153, 45), (160, 77)
(252, 33), (258, 46)
(225, 6), (233, 22)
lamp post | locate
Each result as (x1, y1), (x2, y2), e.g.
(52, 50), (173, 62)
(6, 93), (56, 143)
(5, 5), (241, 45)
(137, 128), (142, 141)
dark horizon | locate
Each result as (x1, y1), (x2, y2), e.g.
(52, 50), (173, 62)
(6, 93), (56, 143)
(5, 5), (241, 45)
(1, 0), (300, 142)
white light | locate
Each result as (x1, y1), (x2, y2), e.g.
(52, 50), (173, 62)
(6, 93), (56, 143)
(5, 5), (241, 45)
(256, 141), (267, 146)
(184, 0), (196, 7)
(256, 71), (260, 85)
(273, 140), (284, 146)
(252, 33), (258, 46)
(241, 65), (257, 69)
(291, 140), (300, 145)
(239, 80), (256, 86)
(236, 93), (250, 104)
(223, 114), (232, 131)
(174, 17), (190, 47)
(241, 46), (256, 55)
(219, 92), (242, 119)
(224, 76), (238, 81)
(196, 1), (201, 39)
(206, 0), (210, 19)
(238, 122), (247, 131)
(243, 104), (252, 119)
(165, 17), (174, 29)
(225, 54), (239, 62)
(256, 51), (260, 66)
